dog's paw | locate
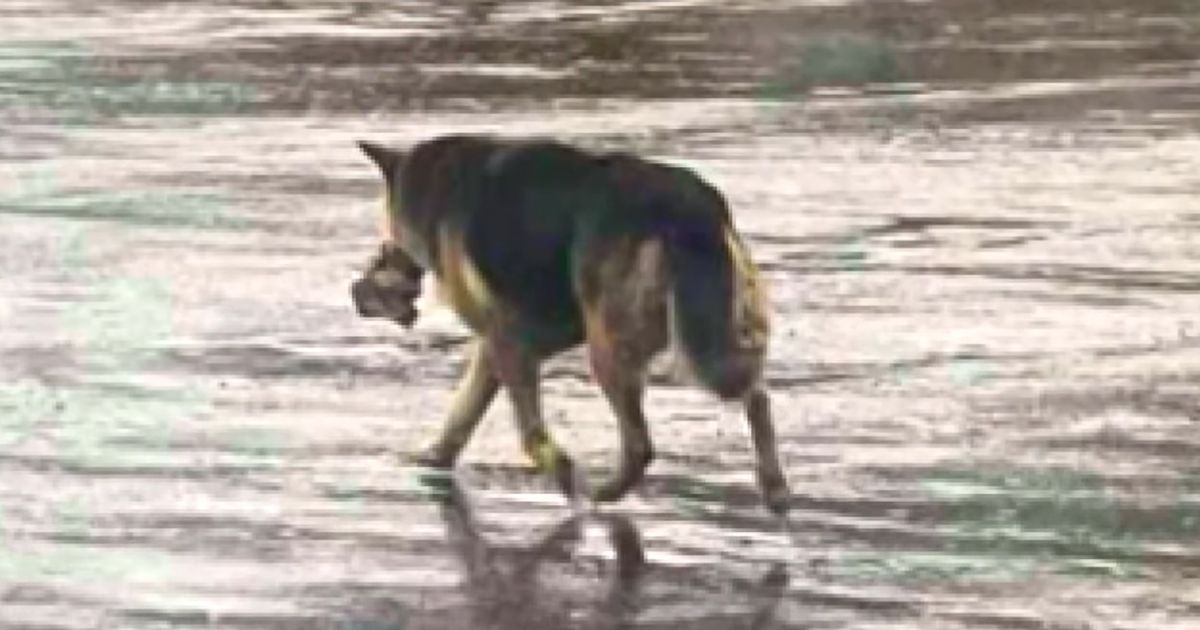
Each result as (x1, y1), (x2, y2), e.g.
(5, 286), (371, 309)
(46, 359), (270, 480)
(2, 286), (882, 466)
(410, 445), (456, 469)
(760, 478), (791, 516)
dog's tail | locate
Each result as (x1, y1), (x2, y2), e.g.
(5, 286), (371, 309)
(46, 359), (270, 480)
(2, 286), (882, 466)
(659, 201), (769, 400)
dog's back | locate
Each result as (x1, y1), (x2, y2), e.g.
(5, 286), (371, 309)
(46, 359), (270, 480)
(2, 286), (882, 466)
(397, 136), (760, 361)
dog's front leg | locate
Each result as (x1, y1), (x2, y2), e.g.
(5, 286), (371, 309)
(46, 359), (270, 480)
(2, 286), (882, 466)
(415, 339), (499, 468)
(489, 334), (582, 499)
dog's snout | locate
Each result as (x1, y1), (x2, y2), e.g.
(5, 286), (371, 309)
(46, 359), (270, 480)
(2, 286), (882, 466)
(350, 277), (367, 303)
(351, 275), (418, 327)
(397, 282), (421, 302)
(351, 278), (381, 317)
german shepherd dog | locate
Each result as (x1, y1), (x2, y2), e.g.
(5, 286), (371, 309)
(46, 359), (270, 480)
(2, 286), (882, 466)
(350, 135), (790, 514)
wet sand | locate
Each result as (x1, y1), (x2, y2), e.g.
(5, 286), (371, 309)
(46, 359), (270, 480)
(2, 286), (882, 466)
(2, 1), (1199, 628)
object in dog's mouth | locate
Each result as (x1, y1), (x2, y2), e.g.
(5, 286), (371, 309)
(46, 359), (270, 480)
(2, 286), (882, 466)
(350, 242), (424, 328)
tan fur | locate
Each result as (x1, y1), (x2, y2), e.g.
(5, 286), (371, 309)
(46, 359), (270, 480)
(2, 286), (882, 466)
(379, 191), (396, 243)
(416, 342), (498, 467)
(435, 227), (495, 331)
(579, 238), (671, 368)
(724, 227), (771, 351)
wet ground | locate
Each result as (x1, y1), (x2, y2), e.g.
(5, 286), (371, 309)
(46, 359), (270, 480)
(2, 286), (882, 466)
(3, 0), (1200, 628)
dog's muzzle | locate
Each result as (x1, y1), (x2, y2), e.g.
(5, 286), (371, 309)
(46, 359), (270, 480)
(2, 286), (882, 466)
(351, 277), (418, 328)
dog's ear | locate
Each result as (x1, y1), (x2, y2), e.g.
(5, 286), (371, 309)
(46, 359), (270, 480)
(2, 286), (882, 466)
(357, 140), (403, 176)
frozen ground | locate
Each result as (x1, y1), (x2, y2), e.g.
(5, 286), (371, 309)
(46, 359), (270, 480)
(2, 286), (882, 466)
(2, 1), (1199, 628)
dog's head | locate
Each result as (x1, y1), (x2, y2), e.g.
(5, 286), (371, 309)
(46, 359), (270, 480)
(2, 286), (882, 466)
(351, 241), (424, 328)
(351, 139), (425, 328)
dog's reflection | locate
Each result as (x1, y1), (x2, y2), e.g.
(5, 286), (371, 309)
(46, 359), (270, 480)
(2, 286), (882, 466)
(435, 479), (643, 629)
(434, 478), (789, 629)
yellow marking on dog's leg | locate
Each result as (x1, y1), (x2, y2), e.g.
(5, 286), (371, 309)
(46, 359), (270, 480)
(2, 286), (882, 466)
(492, 336), (583, 499)
(530, 436), (560, 473)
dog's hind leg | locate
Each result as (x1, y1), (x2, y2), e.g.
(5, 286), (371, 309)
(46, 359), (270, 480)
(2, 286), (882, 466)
(744, 386), (790, 515)
(415, 340), (499, 468)
(589, 348), (653, 503)
(577, 237), (669, 504)
(490, 335), (581, 499)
